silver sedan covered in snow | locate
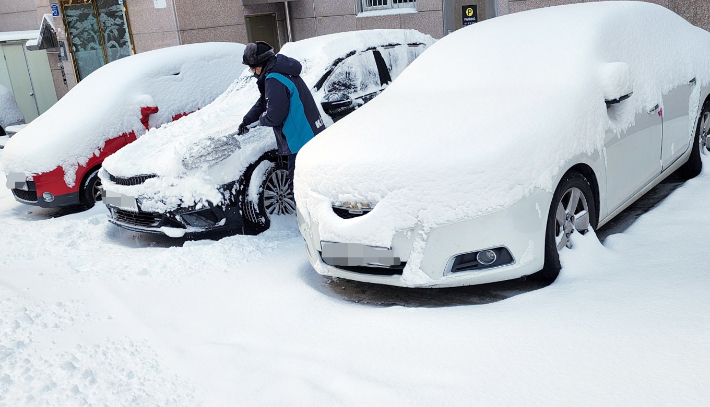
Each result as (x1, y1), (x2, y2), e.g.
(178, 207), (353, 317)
(295, 2), (710, 287)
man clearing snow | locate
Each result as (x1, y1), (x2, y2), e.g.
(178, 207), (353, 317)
(238, 41), (324, 193)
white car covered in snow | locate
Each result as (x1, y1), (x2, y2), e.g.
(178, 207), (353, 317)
(98, 30), (434, 237)
(295, 2), (710, 287)
(2, 43), (246, 209)
(0, 84), (24, 136)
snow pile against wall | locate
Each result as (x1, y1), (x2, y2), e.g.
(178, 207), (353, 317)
(100, 30), (434, 213)
(1, 43), (246, 184)
(295, 2), (710, 248)
(0, 84), (24, 129)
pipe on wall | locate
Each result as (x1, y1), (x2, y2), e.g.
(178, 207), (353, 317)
(284, 1), (293, 42)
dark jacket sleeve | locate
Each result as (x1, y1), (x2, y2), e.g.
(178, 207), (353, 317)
(242, 96), (266, 125)
(259, 78), (290, 128)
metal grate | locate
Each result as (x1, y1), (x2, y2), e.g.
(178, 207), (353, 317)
(12, 189), (38, 202)
(327, 261), (406, 276)
(113, 208), (162, 227)
(108, 173), (157, 186)
(361, 0), (416, 12)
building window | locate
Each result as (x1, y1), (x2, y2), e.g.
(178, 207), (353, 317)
(60, 0), (134, 81)
(360, 0), (416, 12)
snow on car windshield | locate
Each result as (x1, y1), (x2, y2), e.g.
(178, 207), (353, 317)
(1, 42), (246, 186)
(296, 2), (710, 249)
(100, 30), (435, 213)
(0, 84), (24, 129)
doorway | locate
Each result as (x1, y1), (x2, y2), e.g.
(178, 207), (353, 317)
(245, 14), (280, 53)
(60, 0), (134, 81)
(0, 44), (58, 122)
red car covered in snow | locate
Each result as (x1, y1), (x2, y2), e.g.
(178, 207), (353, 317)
(2, 42), (246, 209)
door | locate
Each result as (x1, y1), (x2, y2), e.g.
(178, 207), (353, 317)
(62, 0), (134, 81)
(1, 44), (40, 122)
(661, 82), (697, 170)
(245, 14), (280, 53)
(605, 101), (663, 212)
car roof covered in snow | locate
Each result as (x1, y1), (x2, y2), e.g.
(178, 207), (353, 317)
(295, 2), (710, 248)
(99, 29), (435, 212)
(2, 42), (247, 185)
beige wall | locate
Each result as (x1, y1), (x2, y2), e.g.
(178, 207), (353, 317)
(0, 0), (40, 31)
(290, 0), (444, 40)
(498, 0), (710, 32)
(126, 0), (180, 53)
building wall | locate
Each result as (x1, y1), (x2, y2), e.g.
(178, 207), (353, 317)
(0, 0), (40, 31)
(289, 0), (444, 40)
(497, 0), (710, 32)
(126, 0), (180, 53)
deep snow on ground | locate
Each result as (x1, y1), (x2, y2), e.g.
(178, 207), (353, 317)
(0, 147), (709, 406)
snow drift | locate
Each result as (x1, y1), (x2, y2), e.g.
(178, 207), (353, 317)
(0, 84), (24, 130)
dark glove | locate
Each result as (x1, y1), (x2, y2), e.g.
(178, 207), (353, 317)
(238, 122), (249, 136)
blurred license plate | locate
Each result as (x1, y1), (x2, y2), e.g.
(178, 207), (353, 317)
(321, 242), (400, 267)
(103, 190), (138, 212)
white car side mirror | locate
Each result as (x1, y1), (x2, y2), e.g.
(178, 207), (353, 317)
(601, 62), (633, 107)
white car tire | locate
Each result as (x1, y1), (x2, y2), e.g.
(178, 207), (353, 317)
(241, 159), (295, 234)
(538, 171), (598, 282)
(678, 100), (710, 179)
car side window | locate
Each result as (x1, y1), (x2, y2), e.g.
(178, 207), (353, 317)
(378, 43), (427, 81)
(324, 51), (381, 98)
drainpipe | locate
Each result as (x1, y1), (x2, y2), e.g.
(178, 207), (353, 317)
(172, 0), (182, 44)
(284, 1), (293, 42)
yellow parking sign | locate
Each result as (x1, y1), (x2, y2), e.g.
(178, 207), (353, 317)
(462, 5), (478, 26)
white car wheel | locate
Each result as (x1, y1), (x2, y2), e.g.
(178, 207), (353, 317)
(538, 171), (597, 282)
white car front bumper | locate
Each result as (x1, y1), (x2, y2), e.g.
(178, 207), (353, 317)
(299, 189), (553, 288)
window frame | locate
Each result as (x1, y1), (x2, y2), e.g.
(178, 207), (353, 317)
(358, 0), (417, 13)
(60, 0), (135, 82)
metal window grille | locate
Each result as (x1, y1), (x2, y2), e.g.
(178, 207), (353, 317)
(361, 0), (416, 12)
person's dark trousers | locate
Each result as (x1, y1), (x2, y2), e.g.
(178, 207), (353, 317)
(286, 153), (297, 195)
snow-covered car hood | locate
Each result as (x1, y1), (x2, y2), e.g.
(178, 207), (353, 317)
(0, 84), (24, 129)
(1, 42), (247, 183)
(100, 30), (435, 213)
(295, 2), (710, 248)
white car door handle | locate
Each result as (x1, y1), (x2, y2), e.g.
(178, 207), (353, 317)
(648, 104), (659, 114)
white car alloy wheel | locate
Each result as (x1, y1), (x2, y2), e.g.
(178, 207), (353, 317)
(539, 171), (597, 282)
(263, 169), (296, 216)
(554, 187), (590, 251)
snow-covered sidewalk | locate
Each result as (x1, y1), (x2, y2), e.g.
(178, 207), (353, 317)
(0, 150), (708, 406)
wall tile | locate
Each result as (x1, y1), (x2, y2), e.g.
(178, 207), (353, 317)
(417, 0), (443, 12)
(180, 24), (249, 45)
(315, 14), (357, 35)
(356, 14), (401, 30)
(290, 17), (316, 40)
(132, 30), (180, 53)
(126, 0), (178, 34)
(315, 0), (355, 17)
(176, 0), (245, 31)
(289, 0), (315, 19)
(0, 0), (36, 14)
(401, 10), (443, 38)
(0, 11), (40, 30)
